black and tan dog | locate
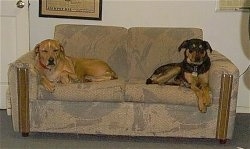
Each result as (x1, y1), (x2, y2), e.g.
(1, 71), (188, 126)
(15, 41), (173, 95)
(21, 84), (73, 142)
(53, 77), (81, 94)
(146, 38), (212, 113)
(34, 39), (117, 92)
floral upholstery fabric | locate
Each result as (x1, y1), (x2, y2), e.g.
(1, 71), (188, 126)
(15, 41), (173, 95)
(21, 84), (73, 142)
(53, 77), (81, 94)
(127, 27), (203, 80)
(38, 79), (125, 102)
(54, 24), (129, 80)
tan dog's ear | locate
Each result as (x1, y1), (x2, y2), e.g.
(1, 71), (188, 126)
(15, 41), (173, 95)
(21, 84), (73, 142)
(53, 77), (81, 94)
(34, 44), (40, 56)
(59, 43), (65, 56)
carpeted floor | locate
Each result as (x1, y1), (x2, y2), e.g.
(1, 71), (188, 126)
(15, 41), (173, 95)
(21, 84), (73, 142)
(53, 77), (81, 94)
(0, 110), (249, 149)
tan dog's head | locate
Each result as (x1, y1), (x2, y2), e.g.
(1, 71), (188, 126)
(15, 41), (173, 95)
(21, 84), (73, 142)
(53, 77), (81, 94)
(178, 39), (212, 65)
(35, 39), (65, 70)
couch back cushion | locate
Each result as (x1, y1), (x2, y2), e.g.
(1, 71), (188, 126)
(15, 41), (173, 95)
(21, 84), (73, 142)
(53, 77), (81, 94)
(127, 27), (203, 80)
(54, 24), (129, 79)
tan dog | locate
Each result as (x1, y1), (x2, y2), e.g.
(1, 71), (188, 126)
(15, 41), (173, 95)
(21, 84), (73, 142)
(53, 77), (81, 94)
(34, 39), (117, 92)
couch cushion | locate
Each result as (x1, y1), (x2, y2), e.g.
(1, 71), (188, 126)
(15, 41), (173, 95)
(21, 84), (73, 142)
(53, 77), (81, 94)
(38, 79), (202, 107)
(38, 79), (125, 102)
(54, 24), (129, 80)
(125, 80), (200, 106)
(127, 27), (203, 80)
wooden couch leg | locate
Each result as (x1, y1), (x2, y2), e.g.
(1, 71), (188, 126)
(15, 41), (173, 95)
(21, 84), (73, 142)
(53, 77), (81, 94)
(219, 139), (227, 144)
(17, 67), (30, 137)
(216, 74), (233, 144)
(22, 133), (29, 137)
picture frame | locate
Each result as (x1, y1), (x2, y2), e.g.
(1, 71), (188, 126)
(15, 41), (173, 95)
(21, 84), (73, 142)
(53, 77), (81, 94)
(39, 0), (102, 20)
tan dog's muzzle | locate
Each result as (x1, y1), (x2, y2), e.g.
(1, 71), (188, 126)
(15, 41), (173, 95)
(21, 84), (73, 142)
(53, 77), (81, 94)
(48, 57), (56, 66)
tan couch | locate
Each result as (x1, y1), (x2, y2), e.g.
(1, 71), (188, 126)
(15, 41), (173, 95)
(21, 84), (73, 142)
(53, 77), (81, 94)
(7, 24), (239, 143)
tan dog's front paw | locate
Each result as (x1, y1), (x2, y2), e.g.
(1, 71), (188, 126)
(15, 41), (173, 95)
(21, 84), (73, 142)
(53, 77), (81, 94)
(199, 104), (207, 113)
(42, 79), (55, 92)
(45, 82), (55, 92)
(60, 76), (70, 84)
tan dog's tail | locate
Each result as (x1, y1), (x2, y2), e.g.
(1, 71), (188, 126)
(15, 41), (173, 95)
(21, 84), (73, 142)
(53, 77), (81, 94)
(109, 71), (118, 80)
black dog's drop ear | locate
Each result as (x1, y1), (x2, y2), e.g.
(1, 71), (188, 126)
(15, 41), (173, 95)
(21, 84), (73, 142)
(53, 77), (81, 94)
(178, 40), (189, 52)
(203, 40), (213, 53)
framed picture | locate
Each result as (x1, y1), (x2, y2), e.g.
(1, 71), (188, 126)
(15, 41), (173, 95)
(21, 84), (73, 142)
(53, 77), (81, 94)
(39, 0), (102, 20)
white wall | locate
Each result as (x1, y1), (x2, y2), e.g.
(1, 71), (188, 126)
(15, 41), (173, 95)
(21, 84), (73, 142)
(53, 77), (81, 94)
(29, 0), (250, 113)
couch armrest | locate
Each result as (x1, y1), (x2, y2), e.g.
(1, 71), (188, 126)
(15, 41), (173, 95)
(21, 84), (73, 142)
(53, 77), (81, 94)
(208, 51), (239, 141)
(209, 51), (239, 104)
(9, 50), (39, 101)
(8, 50), (39, 134)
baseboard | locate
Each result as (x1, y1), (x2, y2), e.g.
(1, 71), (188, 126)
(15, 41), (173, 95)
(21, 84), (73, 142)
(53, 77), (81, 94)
(236, 106), (250, 113)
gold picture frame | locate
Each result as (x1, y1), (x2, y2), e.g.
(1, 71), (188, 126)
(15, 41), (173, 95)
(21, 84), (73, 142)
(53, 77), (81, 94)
(39, 0), (102, 20)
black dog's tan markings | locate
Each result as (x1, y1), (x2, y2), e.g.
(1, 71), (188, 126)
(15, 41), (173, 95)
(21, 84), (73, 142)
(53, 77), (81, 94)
(146, 38), (212, 113)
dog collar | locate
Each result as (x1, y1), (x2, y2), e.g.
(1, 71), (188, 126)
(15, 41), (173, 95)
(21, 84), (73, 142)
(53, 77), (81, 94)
(39, 59), (51, 71)
(186, 64), (199, 76)
(192, 66), (198, 76)
(182, 58), (211, 76)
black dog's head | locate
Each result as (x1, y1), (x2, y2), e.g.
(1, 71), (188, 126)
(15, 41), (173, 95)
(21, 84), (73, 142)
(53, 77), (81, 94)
(178, 39), (212, 65)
